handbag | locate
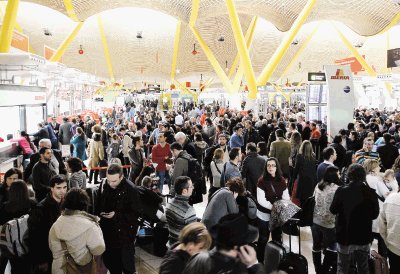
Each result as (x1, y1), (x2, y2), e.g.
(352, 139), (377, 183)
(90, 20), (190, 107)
(60, 240), (97, 274)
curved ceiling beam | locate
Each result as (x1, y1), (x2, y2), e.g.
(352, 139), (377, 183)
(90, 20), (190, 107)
(63, 0), (80, 22)
(0, 0), (20, 53)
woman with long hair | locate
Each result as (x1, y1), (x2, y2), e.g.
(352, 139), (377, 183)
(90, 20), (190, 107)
(0, 180), (36, 273)
(312, 166), (341, 273)
(289, 132), (302, 194)
(292, 140), (317, 206)
(257, 141), (268, 160)
(160, 222), (212, 274)
(70, 127), (87, 161)
(0, 168), (23, 205)
(364, 159), (389, 257)
(256, 157), (290, 263)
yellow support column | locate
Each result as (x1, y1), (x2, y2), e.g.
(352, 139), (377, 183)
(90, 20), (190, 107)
(277, 23), (320, 83)
(0, 0), (20, 53)
(63, 0), (79, 21)
(97, 15), (115, 82)
(189, 0), (201, 27)
(257, 0), (317, 86)
(228, 16), (258, 78)
(50, 22), (84, 62)
(190, 26), (233, 93)
(170, 21), (182, 81)
(226, 0), (257, 99)
(378, 12), (400, 34)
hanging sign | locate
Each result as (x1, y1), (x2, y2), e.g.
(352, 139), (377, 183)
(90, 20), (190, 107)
(44, 45), (62, 62)
(335, 56), (365, 73)
(11, 30), (29, 52)
(324, 65), (355, 141)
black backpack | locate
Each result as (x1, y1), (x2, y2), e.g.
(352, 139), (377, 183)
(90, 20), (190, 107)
(181, 156), (206, 205)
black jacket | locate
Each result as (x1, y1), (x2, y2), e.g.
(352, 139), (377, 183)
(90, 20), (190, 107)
(241, 152), (266, 196)
(377, 144), (400, 170)
(159, 243), (191, 274)
(28, 194), (62, 265)
(243, 127), (260, 147)
(330, 181), (379, 246)
(97, 178), (143, 248)
(137, 186), (163, 223)
(294, 154), (317, 201)
(0, 199), (36, 225)
(331, 143), (347, 169)
(183, 249), (264, 274)
(24, 149), (66, 181)
(32, 161), (58, 202)
(184, 139), (198, 159)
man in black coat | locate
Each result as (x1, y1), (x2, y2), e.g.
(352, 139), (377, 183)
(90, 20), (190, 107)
(32, 122), (50, 147)
(377, 133), (399, 170)
(97, 164), (143, 274)
(32, 147), (58, 202)
(243, 120), (260, 148)
(241, 143), (266, 196)
(28, 175), (67, 274)
(24, 138), (66, 183)
(330, 163), (379, 274)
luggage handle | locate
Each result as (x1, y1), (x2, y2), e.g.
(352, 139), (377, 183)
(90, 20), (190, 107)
(286, 218), (301, 255)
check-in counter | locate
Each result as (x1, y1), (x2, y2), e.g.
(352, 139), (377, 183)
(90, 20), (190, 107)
(0, 142), (22, 180)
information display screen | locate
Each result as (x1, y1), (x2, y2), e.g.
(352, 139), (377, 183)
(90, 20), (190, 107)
(308, 85), (321, 103)
(320, 85), (328, 104)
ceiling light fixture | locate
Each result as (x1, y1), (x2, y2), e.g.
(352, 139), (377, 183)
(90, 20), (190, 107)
(192, 43), (198, 55)
(136, 31), (143, 39)
(225, 60), (229, 72)
(218, 36), (225, 42)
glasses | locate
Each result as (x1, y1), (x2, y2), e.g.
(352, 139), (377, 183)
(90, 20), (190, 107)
(267, 164), (276, 168)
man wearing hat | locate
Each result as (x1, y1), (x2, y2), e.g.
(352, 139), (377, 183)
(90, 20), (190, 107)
(183, 214), (263, 274)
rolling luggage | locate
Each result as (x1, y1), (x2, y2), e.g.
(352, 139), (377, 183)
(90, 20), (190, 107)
(153, 222), (169, 257)
(369, 250), (389, 274)
(278, 219), (308, 274)
(264, 240), (289, 274)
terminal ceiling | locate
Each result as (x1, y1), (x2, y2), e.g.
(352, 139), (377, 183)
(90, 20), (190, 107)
(2, 0), (400, 86)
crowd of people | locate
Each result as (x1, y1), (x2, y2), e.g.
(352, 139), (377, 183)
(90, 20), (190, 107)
(0, 102), (400, 274)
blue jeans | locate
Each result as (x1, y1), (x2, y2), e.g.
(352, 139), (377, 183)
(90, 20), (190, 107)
(156, 171), (170, 192)
(337, 244), (370, 274)
(311, 223), (337, 251)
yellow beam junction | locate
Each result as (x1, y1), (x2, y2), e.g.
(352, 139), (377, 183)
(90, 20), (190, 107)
(277, 23), (320, 83)
(257, 0), (317, 87)
(63, 0), (79, 22)
(189, 0), (201, 27)
(0, 0), (20, 53)
(333, 23), (376, 77)
(190, 25), (234, 93)
(226, 0), (258, 99)
(170, 21), (182, 81)
(50, 22), (84, 62)
(378, 12), (400, 35)
(97, 15), (115, 82)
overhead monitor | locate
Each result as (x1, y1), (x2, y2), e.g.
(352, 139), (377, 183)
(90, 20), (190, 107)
(387, 48), (400, 68)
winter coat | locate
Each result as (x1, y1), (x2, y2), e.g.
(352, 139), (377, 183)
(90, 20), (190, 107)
(241, 152), (266, 196)
(313, 183), (339, 228)
(28, 194), (62, 266)
(210, 159), (224, 188)
(70, 135), (87, 161)
(330, 181), (379, 246)
(366, 174), (389, 233)
(87, 133), (104, 168)
(170, 151), (191, 194)
(202, 188), (238, 230)
(159, 243), (191, 274)
(379, 192), (400, 256)
(69, 170), (87, 189)
(49, 210), (105, 274)
(97, 178), (143, 248)
(24, 150), (67, 181)
(194, 140), (208, 164)
(59, 122), (73, 145)
(269, 137), (291, 178)
(293, 154), (318, 202)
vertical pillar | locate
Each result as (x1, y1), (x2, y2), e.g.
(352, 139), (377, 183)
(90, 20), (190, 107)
(0, 0), (20, 53)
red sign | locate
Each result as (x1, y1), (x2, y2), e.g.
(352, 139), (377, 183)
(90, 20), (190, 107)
(335, 56), (365, 73)
(185, 82), (191, 88)
(331, 69), (350, 80)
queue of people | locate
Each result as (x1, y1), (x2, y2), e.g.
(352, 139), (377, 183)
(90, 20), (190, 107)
(0, 103), (399, 274)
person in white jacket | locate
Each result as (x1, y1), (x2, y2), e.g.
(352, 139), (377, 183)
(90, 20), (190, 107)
(379, 192), (400, 274)
(49, 188), (105, 274)
(256, 157), (290, 263)
(364, 159), (389, 257)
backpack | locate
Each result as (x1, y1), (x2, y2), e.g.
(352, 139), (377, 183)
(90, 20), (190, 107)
(0, 214), (29, 257)
(181, 155), (206, 205)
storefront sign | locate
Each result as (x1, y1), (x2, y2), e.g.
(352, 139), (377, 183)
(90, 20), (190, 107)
(0, 85), (46, 106)
(324, 65), (355, 141)
(308, 72), (326, 82)
(335, 56), (365, 73)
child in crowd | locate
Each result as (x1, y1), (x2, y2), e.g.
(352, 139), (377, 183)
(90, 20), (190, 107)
(383, 169), (399, 195)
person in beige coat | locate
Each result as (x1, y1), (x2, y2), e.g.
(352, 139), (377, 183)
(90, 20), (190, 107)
(269, 129), (291, 178)
(87, 125), (105, 184)
(49, 188), (105, 274)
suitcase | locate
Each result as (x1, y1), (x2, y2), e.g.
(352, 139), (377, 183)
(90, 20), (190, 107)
(278, 218), (308, 274)
(322, 249), (337, 274)
(153, 222), (169, 257)
(264, 240), (289, 274)
(369, 250), (389, 274)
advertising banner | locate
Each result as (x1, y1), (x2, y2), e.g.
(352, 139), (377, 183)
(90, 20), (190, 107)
(387, 48), (400, 68)
(324, 65), (355, 140)
(335, 56), (365, 73)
